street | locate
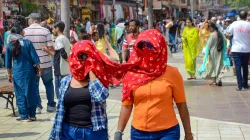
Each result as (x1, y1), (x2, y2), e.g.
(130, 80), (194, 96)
(0, 51), (249, 140)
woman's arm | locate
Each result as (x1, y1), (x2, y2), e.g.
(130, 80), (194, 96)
(115, 105), (133, 140)
(176, 102), (193, 140)
(88, 71), (109, 103)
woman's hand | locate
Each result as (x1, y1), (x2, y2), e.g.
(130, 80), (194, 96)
(8, 75), (12, 83)
(89, 71), (97, 82)
(185, 133), (194, 140)
(36, 65), (42, 77)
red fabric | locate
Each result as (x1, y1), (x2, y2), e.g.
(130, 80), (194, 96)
(69, 29), (168, 101)
(121, 29), (168, 101)
(69, 40), (122, 87)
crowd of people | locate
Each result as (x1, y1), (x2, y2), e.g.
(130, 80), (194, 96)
(2, 9), (250, 140)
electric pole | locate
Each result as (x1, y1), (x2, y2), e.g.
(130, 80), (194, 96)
(148, 0), (153, 29)
(61, 0), (70, 38)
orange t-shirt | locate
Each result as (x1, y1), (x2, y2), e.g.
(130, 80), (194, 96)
(122, 65), (186, 132)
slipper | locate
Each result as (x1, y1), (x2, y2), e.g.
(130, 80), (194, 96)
(209, 82), (217, 86)
(187, 78), (192, 80)
(236, 88), (242, 91)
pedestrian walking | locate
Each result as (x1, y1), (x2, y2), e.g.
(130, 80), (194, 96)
(24, 13), (56, 114)
(91, 31), (99, 45)
(49, 40), (121, 140)
(96, 23), (120, 62)
(165, 17), (178, 53)
(114, 29), (193, 140)
(5, 23), (41, 122)
(181, 18), (202, 80)
(43, 21), (71, 99)
(198, 22), (230, 86)
(226, 11), (250, 91)
(85, 17), (91, 34)
(199, 20), (211, 50)
(69, 25), (79, 45)
(122, 19), (140, 63)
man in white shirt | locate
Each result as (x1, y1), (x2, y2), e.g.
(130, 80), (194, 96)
(85, 17), (91, 34)
(226, 11), (250, 91)
(43, 21), (71, 99)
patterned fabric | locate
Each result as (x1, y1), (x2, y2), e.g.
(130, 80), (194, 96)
(69, 40), (123, 87)
(121, 29), (168, 101)
(49, 75), (109, 140)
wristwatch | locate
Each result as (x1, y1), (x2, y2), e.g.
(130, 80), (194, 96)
(115, 130), (124, 135)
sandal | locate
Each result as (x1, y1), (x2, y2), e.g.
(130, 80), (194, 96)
(187, 78), (193, 80)
(209, 82), (217, 86)
(217, 80), (222, 86)
(236, 88), (242, 91)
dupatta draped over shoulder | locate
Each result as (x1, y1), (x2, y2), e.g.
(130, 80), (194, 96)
(181, 27), (202, 75)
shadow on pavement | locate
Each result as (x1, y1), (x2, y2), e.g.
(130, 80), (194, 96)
(108, 116), (118, 120)
(0, 132), (40, 138)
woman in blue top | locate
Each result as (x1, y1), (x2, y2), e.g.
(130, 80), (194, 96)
(5, 23), (41, 122)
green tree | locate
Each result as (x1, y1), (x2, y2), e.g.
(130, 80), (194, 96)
(20, 0), (40, 16)
(224, 0), (250, 9)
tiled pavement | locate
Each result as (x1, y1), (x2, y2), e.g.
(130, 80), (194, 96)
(0, 51), (250, 139)
(0, 99), (250, 140)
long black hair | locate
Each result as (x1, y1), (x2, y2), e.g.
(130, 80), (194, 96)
(10, 23), (23, 59)
(96, 23), (105, 39)
(209, 22), (223, 52)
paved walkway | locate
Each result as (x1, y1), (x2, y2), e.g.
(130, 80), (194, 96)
(0, 52), (250, 139)
(0, 99), (250, 140)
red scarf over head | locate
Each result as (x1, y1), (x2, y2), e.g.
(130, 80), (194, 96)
(69, 40), (122, 87)
(121, 29), (168, 101)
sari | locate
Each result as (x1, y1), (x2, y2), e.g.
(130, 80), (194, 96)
(181, 27), (202, 76)
(96, 37), (120, 62)
(199, 28), (211, 49)
(198, 32), (230, 80)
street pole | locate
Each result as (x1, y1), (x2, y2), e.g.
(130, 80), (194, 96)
(61, 0), (70, 38)
(136, 0), (139, 19)
(0, 0), (3, 31)
(191, 0), (194, 19)
(111, 0), (116, 24)
(148, 0), (153, 29)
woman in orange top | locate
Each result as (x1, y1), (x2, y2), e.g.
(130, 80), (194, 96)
(114, 29), (193, 140)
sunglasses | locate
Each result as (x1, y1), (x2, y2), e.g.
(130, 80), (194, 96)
(137, 41), (155, 50)
(78, 53), (88, 62)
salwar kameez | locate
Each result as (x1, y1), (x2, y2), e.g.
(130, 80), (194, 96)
(5, 38), (40, 119)
(198, 32), (230, 82)
(181, 27), (201, 77)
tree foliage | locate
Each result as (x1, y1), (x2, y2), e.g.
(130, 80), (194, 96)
(20, 0), (40, 16)
(223, 0), (250, 9)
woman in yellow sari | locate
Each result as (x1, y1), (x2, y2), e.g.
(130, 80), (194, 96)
(199, 20), (211, 49)
(182, 18), (202, 80)
(96, 23), (120, 62)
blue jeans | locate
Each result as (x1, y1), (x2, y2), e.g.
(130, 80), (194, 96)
(169, 33), (177, 52)
(37, 67), (56, 108)
(131, 124), (180, 140)
(55, 75), (65, 99)
(232, 52), (250, 89)
(62, 122), (108, 140)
